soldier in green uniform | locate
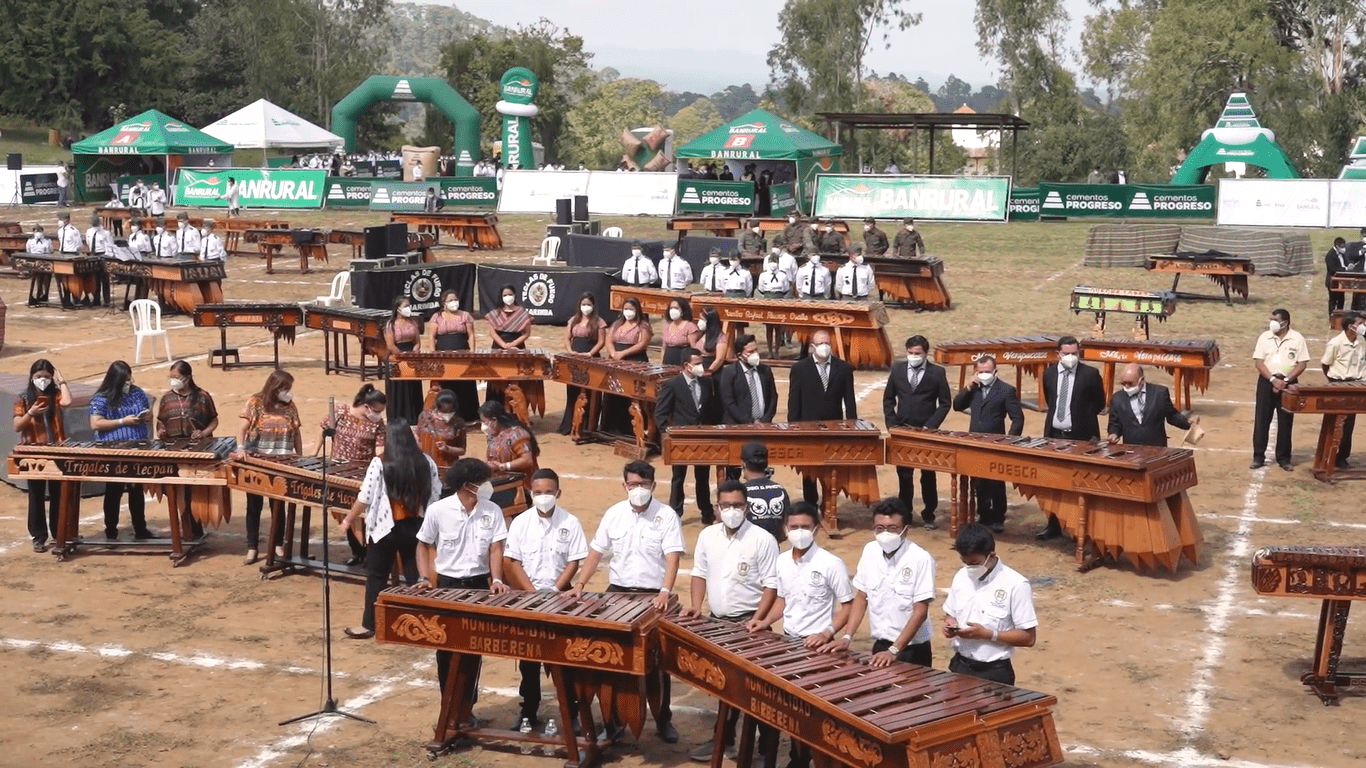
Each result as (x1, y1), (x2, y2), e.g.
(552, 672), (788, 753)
(818, 219), (845, 255)
(891, 217), (926, 258)
(739, 219), (766, 256)
(862, 217), (889, 256)
(780, 213), (803, 252)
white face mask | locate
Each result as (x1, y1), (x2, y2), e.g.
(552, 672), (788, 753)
(745, 352), (761, 368)
(1355, 324), (1366, 337)
(502, 294), (516, 306)
(965, 556), (994, 582)
(862, 224), (871, 231)
(122, 382), (132, 394)
(976, 372), (996, 386)
(696, 318), (707, 331)
(1123, 384), (1142, 397)
(32, 377), (52, 391)
(627, 485), (653, 507)
(907, 354), (925, 368)
(278, 390), (293, 403)
(875, 530), (903, 554)
(168, 378), (185, 391)
(622, 308), (637, 321)
(480, 422), (494, 437)
(668, 307), (681, 321)
(767, 262), (778, 272)
(1060, 353), (1078, 370)
(580, 304), (594, 315)
(709, 256), (720, 264)
(690, 363), (705, 378)
(474, 481), (494, 501)
(1269, 320), (1283, 333)
(786, 528), (814, 550)
(664, 250), (675, 259)
(631, 248), (643, 258)
(445, 300), (459, 312)
(399, 306), (414, 318)
(813, 343), (831, 361)
(808, 254), (820, 263)
(365, 409), (383, 423)
(532, 493), (557, 513)
(719, 506), (746, 529)
(853, 255), (864, 265)
(905, 224), (915, 232)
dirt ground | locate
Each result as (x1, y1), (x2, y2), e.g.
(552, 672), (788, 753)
(0, 206), (1362, 768)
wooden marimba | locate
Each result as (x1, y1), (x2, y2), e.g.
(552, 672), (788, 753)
(243, 228), (328, 274)
(665, 216), (835, 239)
(192, 301), (303, 369)
(862, 255), (951, 310)
(885, 427), (1201, 573)
(1080, 338), (1220, 412)
(7, 437), (236, 565)
(692, 294), (893, 370)
(0, 221), (20, 233)
(662, 614), (1063, 768)
(97, 211), (204, 236)
(389, 349), (551, 422)
(375, 587), (666, 763)
(1279, 381), (1366, 482)
(304, 305), (391, 380)
(103, 257), (226, 313)
(608, 285), (691, 318)
(10, 252), (107, 308)
(661, 421), (882, 531)
(219, 218), (288, 254)
(390, 212), (502, 250)
(551, 354), (678, 458)
(1070, 286), (1177, 339)
(328, 229), (437, 262)
(0, 233), (28, 273)
(1251, 545), (1366, 704)
(935, 336), (1060, 411)
(1146, 253), (1254, 304)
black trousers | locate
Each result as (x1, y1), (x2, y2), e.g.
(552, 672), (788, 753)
(973, 479), (1007, 526)
(436, 573), (490, 697)
(1252, 376), (1294, 465)
(103, 482), (147, 538)
(670, 464), (713, 523)
(1330, 289), (1346, 315)
(361, 517), (421, 631)
(608, 585), (671, 725)
(948, 653), (1015, 686)
(243, 493), (284, 550)
(27, 479), (61, 544)
(710, 611), (776, 764)
(895, 467), (938, 523)
(871, 637), (933, 667)
(178, 486), (204, 540)
(801, 476), (821, 508)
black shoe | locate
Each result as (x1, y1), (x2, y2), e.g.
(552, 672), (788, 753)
(32, 540), (47, 553)
(1278, 461), (1293, 472)
(345, 556), (365, 566)
(1036, 521), (1063, 540)
(1249, 459), (1265, 469)
(133, 529), (156, 540)
(656, 720), (679, 744)
(989, 523), (1005, 534)
(1335, 460), (1351, 469)
(105, 529), (118, 541)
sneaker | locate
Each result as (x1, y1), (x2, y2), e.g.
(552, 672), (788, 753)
(32, 540), (47, 553)
(689, 742), (714, 762)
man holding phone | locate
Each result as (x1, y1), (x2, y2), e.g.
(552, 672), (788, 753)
(942, 523), (1037, 685)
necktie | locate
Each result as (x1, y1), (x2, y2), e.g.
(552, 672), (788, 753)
(910, 367), (921, 390)
(708, 269), (715, 291)
(690, 378), (701, 410)
(748, 369), (763, 420)
(819, 363), (829, 389)
(1059, 369), (1071, 422)
(806, 270), (813, 295)
(1131, 391), (1144, 420)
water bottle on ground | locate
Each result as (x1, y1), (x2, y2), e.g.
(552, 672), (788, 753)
(542, 718), (558, 756)
(518, 717), (533, 754)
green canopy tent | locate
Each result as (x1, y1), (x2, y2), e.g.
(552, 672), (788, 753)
(675, 108), (842, 214)
(71, 109), (234, 202)
(1337, 137), (1366, 178)
(1170, 93), (1298, 185)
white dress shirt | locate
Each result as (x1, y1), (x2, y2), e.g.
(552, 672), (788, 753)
(176, 224), (203, 255)
(621, 252), (658, 286)
(776, 251), (800, 284)
(852, 538), (936, 645)
(658, 255), (693, 290)
(835, 262), (875, 298)
(506, 505), (589, 590)
(776, 543), (853, 638)
(721, 265), (753, 295)
(692, 520), (780, 618)
(356, 455), (441, 543)
(943, 558), (1037, 662)
(25, 234), (52, 254)
(56, 223), (82, 253)
(416, 494), (508, 578)
(795, 262), (832, 298)
(698, 263), (724, 292)
(589, 497), (686, 590)
(757, 267), (792, 295)
(147, 188), (167, 216)
(200, 232), (228, 261)
(84, 226), (113, 256)
(127, 230), (153, 257)
(153, 230), (179, 259)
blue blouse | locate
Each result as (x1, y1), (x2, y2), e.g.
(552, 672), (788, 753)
(90, 387), (152, 441)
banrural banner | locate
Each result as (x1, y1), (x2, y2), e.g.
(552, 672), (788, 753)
(769, 182), (798, 217)
(812, 174), (1011, 222)
(1037, 183), (1215, 219)
(1008, 187), (1041, 221)
(20, 173), (59, 204)
(174, 168), (327, 209)
(367, 177), (499, 211)
(676, 179), (756, 214)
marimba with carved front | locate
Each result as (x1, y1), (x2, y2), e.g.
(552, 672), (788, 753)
(242, 228), (328, 274)
(192, 301), (303, 369)
(219, 218), (288, 254)
(1079, 338), (1220, 412)
(885, 427), (1201, 573)
(103, 257), (226, 313)
(10, 252), (106, 308)
(661, 614), (1063, 768)
(691, 294), (893, 370)
(551, 354), (678, 458)
(375, 587), (667, 764)
(388, 349), (551, 422)
(1070, 286), (1177, 339)
(934, 336), (1060, 412)
(1279, 381), (1366, 483)
(1146, 253), (1254, 304)
(304, 305), (391, 380)
(390, 212), (502, 250)
(862, 255), (951, 310)
(661, 421), (882, 531)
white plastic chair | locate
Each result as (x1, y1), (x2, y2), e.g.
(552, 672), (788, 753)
(315, 271), (351, 307)
(602, 226), (623, 238)
(129, 299), (172, 363)
(533, 236), (562, 265)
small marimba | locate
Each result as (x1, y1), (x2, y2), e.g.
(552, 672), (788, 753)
(692, 294), (893, 370)
(934, 336), (1060, 411)
(192, 301), (304, 369)
(1070, 286), (1177, 339)
(1146, 253), (1254, 304)
(1079, 338), (1220, 412)
(242, 228), (328, 274)
(551, 354), (678, 457)
(10, 252), (107, 308)
(103, 257), (226, 313)
(304, 304), (391, 380)
(389, 212), (502, 250)
(862, 255), (951, 310)
(388, 349), (552, 422)
(1251, 545), (1366, 704)
(219, 218), (288, 254)
(0, 233), (28, 272)
(1279, 381), (1366, 483)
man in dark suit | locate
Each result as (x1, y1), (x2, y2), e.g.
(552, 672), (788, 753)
(788, 329), (857, 506)
(1106, 364), (1192, 447)
(951, 355), (1024, 533)
(1038, 336), (1107, 539)
(882, 335), (952, 528)
(656, 349), (717, 524)
(1325, 236), (1360, 315)
(718, 334), (779, 480)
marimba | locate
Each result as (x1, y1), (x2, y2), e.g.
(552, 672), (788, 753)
(192, 302), (303, 369)
(219, 218), (288, 254)
(662, 614), (1063, 768)
(6, 437), (236, 565)
(862, 255), (951, 310)
(885, 427), (1201, 573)
(304, 305), (391, 380)
(1146, 253), (1254, 304)
(665, 216), (834, 239)
(934, 336), (1060, 411)
(390, 212), (502, 250)
(1080, 338), (1220, 412)
(243, 228), (328, 274)
(608, 285), (692, 318)
(0, 221), (20, 233)
(0, 233), (28, 273)
(1251, 545), (1366, 704)
(103, 257), (226, 313)
(692, 295), (893, 370)
(328, 229), (437, 262)
(97, 211), (204, 235)
(389, 349), (551, 422)
(1070, 286), (1177, 339)
(1280, 381), (1366, 482)
(551, 354), (678, 457)
(375, 587), (666, 763)
(10, 252), (107, 308)
(661, 421), (882, 531)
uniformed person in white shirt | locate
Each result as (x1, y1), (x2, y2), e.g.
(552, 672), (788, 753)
(1320, 311), (1366, 468)
(821, 498), (935, 667)
(55, 213), (82, 254)
(1251, 308), (1310, 470)
(834, 245), (875, 301)
(199, 220), (228, 261)
(720, 253), (753, 298)
(569, 460), (685, 743)
(658, 244), (693, 290)
(757, 255), (793, 357)
(25, 225), (52, 254)
(503, 469), (588, 730)
(127, 223), (153, 259)
(621, 240), (658, 287)
(146, 182), (167, 217)
(152, 219), (179, 259)
(698, 248), (725, 293)
(414, 459), (510, 700)
(127, 180), (147, 216)
(942, 523), (1037, 686)
(772, 246), (799, 287)
(84, 213), (114, 305)
(794, 251), (832, 299)
(174, 212), (202, 256)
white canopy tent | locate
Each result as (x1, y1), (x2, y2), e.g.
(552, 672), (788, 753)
(200, 99), (344, 150)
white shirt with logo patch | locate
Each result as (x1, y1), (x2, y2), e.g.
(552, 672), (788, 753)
(658, 256), (693, 290)
(692, 520), (779, 618)
(942, 559), (1037, 662)
(776, 543), (852, 638)
(589, 498), (686, 590)
(506, 505), (588, 590)
(852, 538), (935, 645)
(417, 495), (508, 579)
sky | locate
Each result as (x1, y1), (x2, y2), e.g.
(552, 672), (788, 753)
(431, 0), (1096, 95)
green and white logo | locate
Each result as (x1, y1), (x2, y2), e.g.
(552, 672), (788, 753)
(499, 67), (539, 105)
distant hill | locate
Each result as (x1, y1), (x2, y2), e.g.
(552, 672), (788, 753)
(377, 3), (504, 76)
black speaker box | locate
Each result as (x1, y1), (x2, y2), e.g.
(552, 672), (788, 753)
(386, 222), (408, 254)
(6, 153), (21, 171)
(555, 198), (572, 226)
(573, 195), (589, 222)
(363, 225), (387, 260)
(546, 224), (572, 240)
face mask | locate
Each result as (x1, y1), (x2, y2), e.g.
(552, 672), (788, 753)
(122, 383), (132, 394)
(788, 217), (796, 224)
(1269, 320), (1283, 333)
(32, 377), (52, 391)
(745, 352), (761, 367)
(480, 422), (494, 437)
(627, 485), (653, 507)
(1060, 354), (1078, 370)
(690, 363), (705, 378)
(445, 300), (459, 312)
(365, 410), (383, 423)
(168, 378), (185, 391)
(709, 256), (720, 264)
(906, 225), (915, 231)
(809, 254), (820, 263)
(907, 354), (925, 368)
(631, 249), (643, 258)
(532, 493), (557, 513)
(503, 294), (516, 306)
(813, 343), (831, 361)
(965, 556), (994, 582)
(862, 225), (870, 231)
(278, 390), (293, 403)
(577, 304), (593, 316)
(668, 308), (681, 321)
(622, 308), (637, 321)
(767, 262), (778, 272)
(720, 506), (746, 529)
(696, 318), (707, 331)
(976, 372), (996, 386)
(1355, 324), (1366, 337)
(1123, 384), (1142, 397)
(823, 226), (833, 233)
(786, 528), (814, 550)
(875, 530), (903, 553)
(399, 306), (414, 318)
(474, 481), (494, 501)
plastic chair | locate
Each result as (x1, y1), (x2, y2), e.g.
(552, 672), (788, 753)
(602, 226), (623, 238)
(533, 236), (562, 265)
(315, 271), (351, 307)
(129, 298), (172, 364)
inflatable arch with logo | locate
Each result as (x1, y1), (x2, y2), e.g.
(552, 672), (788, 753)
(1169, 93), (1298, 185)
(331, 76), (482, 176)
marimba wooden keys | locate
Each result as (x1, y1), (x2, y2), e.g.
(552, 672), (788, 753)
(389, 349), (552, 421)
(1280, 381), (1366, 482)
(1146, 253), (1254, 304)
(304, 305), (391, 379)
(219, 219), (288, 254)
(551, 354), (678, 458)
(861, 256), (951, 310)
(1080, 338), (1220, 412)
(103, 257), (226, 313)
(10, 252), (106, 308)
(1070, 286), (1177, 339)
(934, 336), (1059, 411)
(243, 228), (328, 274)
(192, 301), (303, 369)
(694, 294), (893, 370)
(389, 212), (502, 250)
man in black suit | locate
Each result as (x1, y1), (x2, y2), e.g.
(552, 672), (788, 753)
(1038, 336), (1107, 539)
(787, 329), (857, 506)
(656, 349), (717, 524)
(882, 335), (952, 528)
(1106, 364), (1192, 447)
(1325, 236), (1359, 315)
(951, 355), (1024, 533)
(718, 334), (779, 480)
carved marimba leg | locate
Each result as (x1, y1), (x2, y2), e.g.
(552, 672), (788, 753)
(569, 391), (589, 442)
(1305, 600), (1352, 704)
(505, 383), (530, 425)
(429, 652), (481, 753)
(52, 480), (80, 560)
(710, 702), (732, 768)
(1315, 414), (1345, 482)
(628, 401), (647, 455)
(546, 666), (595, 767)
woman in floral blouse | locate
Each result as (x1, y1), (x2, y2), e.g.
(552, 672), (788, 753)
(415, 388), (466, 476)
(324, 383), (388, 566)
(603, 297), (653, 434)
(13, 358), (72, 552)
(156, 359), (218, 539)
(478, 400), (539, 511)
(234, 369), (302, 565)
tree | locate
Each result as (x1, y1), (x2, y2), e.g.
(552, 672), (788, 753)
(563, 78), (665, 168)
(709, 84), (761, 121)
(974, 0), (1070, 115)
(670, 97), (723, 145)
(935, 75), (974, 111)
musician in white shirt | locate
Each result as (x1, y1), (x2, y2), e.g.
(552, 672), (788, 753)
(127, 180), (147, 216)
(146, 182), (167, 217)
(657, 244), (693, 290)
(174, 212), (202, 255)
(772, 246), (799, 285)
(127, 223), (153, 259)
(720, 256), (753, 297)
(757, 255), (793, 357)
(620, 241), (658, 287)
(794, 252), (832, 299)
(25, 226), (52, 254)
(835, 246), (875, 301)
(200, 220), (227, 261)
(153, 221), (179, 259)
(84, 214), (114, 305)
(697, 248), (725, 293)
(55, 213), (82, 253)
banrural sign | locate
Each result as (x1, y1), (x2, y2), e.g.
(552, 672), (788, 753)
(174, 168), (326, 209)
(812, 175), (1011, 222)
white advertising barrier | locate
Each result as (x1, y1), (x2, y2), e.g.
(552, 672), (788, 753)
(1328, 180), (1366, 228)
(1216, 178), (1330, 227)
(497, 169), (590, 214)
(585, 171), (676, 216)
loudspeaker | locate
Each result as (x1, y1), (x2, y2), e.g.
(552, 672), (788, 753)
(547, 224), (572, 240)
(573, 195), (589, 222)
(555, 198), (572, 226)
(6, 153), (21, 171)
(386, 222), (408, 254)
(363, 225), (387, 260)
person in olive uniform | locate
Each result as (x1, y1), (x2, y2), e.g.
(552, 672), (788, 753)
(739, 219), (766, 256)
(891, 217), (926, 258)
(862, 218), (888, 256)
(779, 213), (803, 252)
(818, 220), (845, 255)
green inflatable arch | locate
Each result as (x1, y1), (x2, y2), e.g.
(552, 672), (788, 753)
(331, 76), (481, 176)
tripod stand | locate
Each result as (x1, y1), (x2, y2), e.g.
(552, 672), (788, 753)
(6, 170), (20, 207)
(280, 399), (375, 727)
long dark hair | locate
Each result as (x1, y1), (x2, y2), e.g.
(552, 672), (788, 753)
(95, 360), (134, 410)
(478, 400), (540, 458)
(433, 389), (465, 432)
(499, 283), (520, 307)
(613, 297), (643, 329)
(700, 307), (722, 353)
(24, 358), (59, 415)
(576, 291), (598, 323)
(352, 382), (387, 408)
(382, 418), (432, 514)
(169, 359), (208, 415)
(258, 369), (294, 411)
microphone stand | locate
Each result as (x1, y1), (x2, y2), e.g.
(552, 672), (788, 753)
(281, 397), (374, 726)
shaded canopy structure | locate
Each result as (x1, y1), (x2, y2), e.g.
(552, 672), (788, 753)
(817, 111), (1030, 177)
(71, 109), (233, 201)
(1170, 93), (1298, 185)
(201, 99), (344, 150)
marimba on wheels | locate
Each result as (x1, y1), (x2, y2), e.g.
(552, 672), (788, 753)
(388, 349), (552, 422)
(1080, 338), (1220, 413)
(192, 302), (303, 369)
(1280, 381), (1366, 483)
(1070, 286), (1177, 340)
(1146, 253), (1254, 305)
(934, 336), (1059, 411)
(551, 354), (677, 458)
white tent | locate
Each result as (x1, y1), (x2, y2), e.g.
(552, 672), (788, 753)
(200, 99), (344, 150)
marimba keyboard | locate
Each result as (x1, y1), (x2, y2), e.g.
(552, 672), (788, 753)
(551, 354), (678, 458)
(389, 349), (552, 419)
(934, 336), (1059, 410)
(192, 301), (304, 369)
(304, 305), (391, 379)
(1146, 253), (1254, 304)
(1070, 286), (1177, 339)
(1280, 381), (1366, 482)
(1079, 338), (1220, 412)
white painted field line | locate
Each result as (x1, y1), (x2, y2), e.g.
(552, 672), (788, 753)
(1068, 744), (1316, 768)
(235, 680), (397, 768)
(1033, 260), (1081, 292)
